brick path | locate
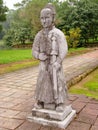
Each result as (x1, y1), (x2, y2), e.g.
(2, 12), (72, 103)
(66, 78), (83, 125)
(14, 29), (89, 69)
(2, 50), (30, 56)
(0, 50), (98, 130)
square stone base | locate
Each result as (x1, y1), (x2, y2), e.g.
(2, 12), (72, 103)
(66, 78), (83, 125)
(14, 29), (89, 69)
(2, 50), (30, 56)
(32, 105), (72, 121)
(27, 106), (76, 129)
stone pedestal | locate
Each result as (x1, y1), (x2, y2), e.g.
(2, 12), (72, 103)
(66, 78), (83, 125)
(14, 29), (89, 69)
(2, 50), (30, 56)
(28, 105), (76, 129)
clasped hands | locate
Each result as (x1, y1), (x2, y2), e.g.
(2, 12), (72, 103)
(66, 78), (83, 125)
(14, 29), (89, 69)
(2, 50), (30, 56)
(39, 53), (48, 61)
(39, 53), (61, 70)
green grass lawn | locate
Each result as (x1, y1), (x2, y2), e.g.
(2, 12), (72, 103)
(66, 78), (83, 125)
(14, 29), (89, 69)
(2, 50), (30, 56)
(0, 49), (32, 64)
(69, 69), (98, 99)
(0, 47), (94, 75)
(0, 47), (90, 64)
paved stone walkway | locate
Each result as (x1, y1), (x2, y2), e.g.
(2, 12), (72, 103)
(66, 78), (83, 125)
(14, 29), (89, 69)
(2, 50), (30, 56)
(0, 50), (98, 130)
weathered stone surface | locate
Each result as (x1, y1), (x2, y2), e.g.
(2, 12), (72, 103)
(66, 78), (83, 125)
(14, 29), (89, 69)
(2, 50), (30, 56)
(33, 3), (68, 110)
(66, 121), (91, 130)
(40, 126), (52, 130)
(28, 110), (76, 129)
(44, 103), (55, 110)
(76, 112), (97, 125)
(86, 103), (98, 110)
(91, 126), (98, 130)
(32, 105), (72, 121)
(0, 128), (9, 130)
(72, 100), (86, 113)
(15, 121), (41, 130)
(94, 118), (98, 126)
(82, 107), (98, 116)
(0, 117), (24, 130)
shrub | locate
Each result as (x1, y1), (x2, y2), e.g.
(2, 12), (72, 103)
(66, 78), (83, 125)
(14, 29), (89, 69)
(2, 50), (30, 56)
(66, 28), (81, 48)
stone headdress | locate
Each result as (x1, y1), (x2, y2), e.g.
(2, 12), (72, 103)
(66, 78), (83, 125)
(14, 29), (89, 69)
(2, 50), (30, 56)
(41, 3), (56, 21)
(45, 3), (56, 16)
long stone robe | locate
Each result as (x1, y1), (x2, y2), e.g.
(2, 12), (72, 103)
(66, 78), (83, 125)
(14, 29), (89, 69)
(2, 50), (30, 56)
(33, 26), (68, 105)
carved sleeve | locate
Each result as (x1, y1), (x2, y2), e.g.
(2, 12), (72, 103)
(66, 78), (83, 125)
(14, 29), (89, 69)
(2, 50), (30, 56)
(57, 32), (68, 64)
(32, 33), (40, 59)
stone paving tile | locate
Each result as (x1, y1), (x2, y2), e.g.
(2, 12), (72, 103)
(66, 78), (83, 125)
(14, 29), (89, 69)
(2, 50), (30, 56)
(15, 121), (41, 130)
(0, 128), (9, 130)
(72, 100), (87, 113)
(0, 109), (20, 118)
(0, 117), (24, 130)
(0, 87), (11, 92)
(0, 50), (98, 130)
(0, 101), (18, 109)
(0, 108), (5, 114)
(94, 118), (98, 126)
(10, 91), (28, 98)
(89, 99), (98, 104)
(66, 121), (91, 130)
(0, 90), (16, 97)
(14, 111), (29, 120)
(81, 107), (98, 116)
(12, 102), (32, 112)
(76, 112), (97, 125)
(51, 127), (63, 130)
(75, 95), (91, 103)
(91, 126), (98, 130)
(68, 94), (78, 101)
(86, 103), (98, 110)
(40, 126), (52, 130)
(40, 126), (63, 130)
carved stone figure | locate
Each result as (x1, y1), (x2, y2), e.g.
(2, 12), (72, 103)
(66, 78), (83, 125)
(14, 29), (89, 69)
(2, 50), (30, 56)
(33, 3), (68, 112)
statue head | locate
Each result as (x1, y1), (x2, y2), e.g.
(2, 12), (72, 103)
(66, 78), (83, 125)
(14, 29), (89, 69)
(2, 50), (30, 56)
(40, 3), (56, 28)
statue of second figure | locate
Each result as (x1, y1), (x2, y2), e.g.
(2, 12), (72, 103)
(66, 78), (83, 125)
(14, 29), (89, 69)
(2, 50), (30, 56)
(33, 3), (68, 112)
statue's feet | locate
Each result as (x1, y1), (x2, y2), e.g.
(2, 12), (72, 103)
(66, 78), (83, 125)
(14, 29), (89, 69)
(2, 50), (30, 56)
(56, 103), (65, 112)
(34, 102), (43, 109)
(44, 103), (55, 110)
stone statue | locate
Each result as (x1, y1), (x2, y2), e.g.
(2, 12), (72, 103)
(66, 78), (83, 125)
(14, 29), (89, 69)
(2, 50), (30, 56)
(32, 3), (68, 112)
(29, 3), (76, 128)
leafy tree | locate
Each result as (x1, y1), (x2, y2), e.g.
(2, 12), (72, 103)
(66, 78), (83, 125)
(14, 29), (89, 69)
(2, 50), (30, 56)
(58, 0), (98, 46)
(0, 0), (8, 33)
(4, 21), (32, 46)
(13, 22), (32, 45)
(12, 0), (60, 37)
(3, 0), (60, 46)
(3, 28), (14, 46)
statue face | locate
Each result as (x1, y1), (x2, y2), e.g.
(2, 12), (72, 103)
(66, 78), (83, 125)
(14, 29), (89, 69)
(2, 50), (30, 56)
(40, 8), (53, 28)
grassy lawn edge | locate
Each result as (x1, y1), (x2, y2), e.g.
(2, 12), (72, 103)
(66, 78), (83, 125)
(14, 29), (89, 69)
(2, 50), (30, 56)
(0, 60), (39, 75)
(69, 68), (98, 100)
(0, 47), (97, 75)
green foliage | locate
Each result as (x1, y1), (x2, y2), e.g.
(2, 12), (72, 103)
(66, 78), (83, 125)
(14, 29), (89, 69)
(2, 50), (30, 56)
(11, 22), (32, 45)
(3, 11), (33, 46)
(3, 0), (53, 46)
(66, 28), (81, 48)
(0, 39), (3, 45)
(3, 0), (98, 47)
(3, 29), (14, 46)
(24, 0), (49, 34)
(58, 0), (98, 46)
(0, 0), (8, 32)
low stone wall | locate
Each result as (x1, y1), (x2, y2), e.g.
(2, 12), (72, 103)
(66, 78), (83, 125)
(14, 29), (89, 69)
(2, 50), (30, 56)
(67, 67), (98, 88)
(63, 50), (98, 88)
